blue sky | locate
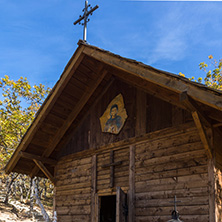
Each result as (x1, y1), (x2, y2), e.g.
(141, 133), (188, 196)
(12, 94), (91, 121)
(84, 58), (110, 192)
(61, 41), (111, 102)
(0, 0), (222, 88)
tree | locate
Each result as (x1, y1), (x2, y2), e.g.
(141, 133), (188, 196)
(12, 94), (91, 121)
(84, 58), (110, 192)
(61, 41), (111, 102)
(199, 55), (222, 90)
(0, 75), (52, 216)
(0, 75), (50, 168)
(179, 55), (222, 91)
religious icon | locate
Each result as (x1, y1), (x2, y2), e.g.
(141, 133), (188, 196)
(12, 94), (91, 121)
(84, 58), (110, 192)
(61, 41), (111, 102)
(100, 94), (128, 134)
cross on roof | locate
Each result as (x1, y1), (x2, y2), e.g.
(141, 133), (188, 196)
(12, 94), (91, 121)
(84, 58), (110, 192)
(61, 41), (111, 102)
(170, 196), (181, 212)
(73, 0), (99, 42)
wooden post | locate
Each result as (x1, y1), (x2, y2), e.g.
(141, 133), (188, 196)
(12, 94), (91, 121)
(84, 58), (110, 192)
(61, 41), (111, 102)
(192, 111), (212, 159)
(91, 155), (97, 222)
(116, 187), (127, 222)
(208, 158), (216, 222)
(33, 159), (55, 184)
(128, 145), (135, 222)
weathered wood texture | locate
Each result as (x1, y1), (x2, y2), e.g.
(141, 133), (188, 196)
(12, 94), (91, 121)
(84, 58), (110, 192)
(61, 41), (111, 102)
(55, 156), (92, 222)
(97, 147), (129, 192)
(134, 128), (209, 222)
(216, 168), (222, 222)
(60, 79), (191, 158)
(54, 123), (214, 222)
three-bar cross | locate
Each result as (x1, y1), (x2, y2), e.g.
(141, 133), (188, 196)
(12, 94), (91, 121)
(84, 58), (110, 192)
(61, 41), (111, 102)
(101, 150), (123, 188)
(73, 0), (99, 42)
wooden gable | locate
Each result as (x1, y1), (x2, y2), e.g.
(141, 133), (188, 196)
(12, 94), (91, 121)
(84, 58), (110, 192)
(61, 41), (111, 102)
(5, 40), (222, 180)
(59, 78), (192, 158)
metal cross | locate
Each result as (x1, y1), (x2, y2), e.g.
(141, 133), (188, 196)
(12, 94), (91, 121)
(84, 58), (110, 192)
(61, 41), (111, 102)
(170, 196), (181, 212)
(73, 1), (99, 42)
(101, 150), (122, 188)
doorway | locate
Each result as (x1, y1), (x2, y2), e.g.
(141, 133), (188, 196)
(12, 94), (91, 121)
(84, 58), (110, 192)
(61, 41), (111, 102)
(100, 195), (116, 222)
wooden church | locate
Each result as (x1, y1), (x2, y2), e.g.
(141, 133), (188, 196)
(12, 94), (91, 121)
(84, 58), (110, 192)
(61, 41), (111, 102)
(5, 40), (222, 222)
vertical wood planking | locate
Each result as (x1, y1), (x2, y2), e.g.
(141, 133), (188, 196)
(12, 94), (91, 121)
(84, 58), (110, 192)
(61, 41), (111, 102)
(95, 193), (99, 222)
(136, 89), (147, 136)
(208, 158), (216, 222)
(129, 145), (135, 222)
(91, 154), (97, 222)
(172, 106), (184, 126)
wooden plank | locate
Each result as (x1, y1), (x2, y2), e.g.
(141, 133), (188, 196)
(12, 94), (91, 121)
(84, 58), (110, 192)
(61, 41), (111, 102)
(208, 159), (216, 222)
(5, 46), (85, 174)
(116, 187), (127, 222)
(19, 151), (57, 165)
(83, 46), (222, 111)
(192, 111), (212, 159)
(136, 89), (147, 136)
(180, 91), (212, 127)
(29, 68), (108, 178)
(95, 194), (99, 222)
(129, 145), (135, 222)
(58, 122), (196, 162)
(33, 159), (55, 184)
(172, 106), (184, 126)
(91, 155), (97, 222)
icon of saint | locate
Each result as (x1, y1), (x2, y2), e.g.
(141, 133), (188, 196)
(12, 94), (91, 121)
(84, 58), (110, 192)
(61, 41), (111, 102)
(104, 104), (122, 134)
(100, 94), (127, 135)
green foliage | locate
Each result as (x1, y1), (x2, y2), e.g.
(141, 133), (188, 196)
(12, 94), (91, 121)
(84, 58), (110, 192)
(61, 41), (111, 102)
(0, 75), (51, 169)
(0, 75), (53, 210)
(180, 55), (222, 90)
(198, 55), (222, 90)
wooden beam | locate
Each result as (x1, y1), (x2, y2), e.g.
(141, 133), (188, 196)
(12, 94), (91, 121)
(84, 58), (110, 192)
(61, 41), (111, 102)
(128, 145), (135, 222)
(5, 46), (85, 174)
(112, 69), (185, 110)
(19, 151), (57, 165)
(54, 74), (115, 153)
(83, 46), (222, 111)
(29, 68), (108, 178)
(192, 111), (212, 159)
(180, 92), (213, 158)
(58, 122), (196, 162)
(213, 122), (222, 128)
(180, 91), (212, 127)
(33, 159), (55, 184)
(91, 155), (97, 222)
(208, 159), (216, 222)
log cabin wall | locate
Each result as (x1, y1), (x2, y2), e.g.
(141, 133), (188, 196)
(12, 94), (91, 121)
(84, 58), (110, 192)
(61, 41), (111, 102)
(60, 79), (192, 158)
(55, 156), (92, 222)
(134, 127), (209, 222)
(55, 123), (212, 222)
(216, 168), (222, 222)
(97, 146), (129, 193)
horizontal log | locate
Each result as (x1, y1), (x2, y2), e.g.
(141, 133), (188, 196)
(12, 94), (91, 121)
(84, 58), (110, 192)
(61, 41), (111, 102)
(56, 193), (90, 202)
(135, 195), (208, 208)
(135, 205), (209, 216)
(135, 156), (208, 175)
(135, 165), (208, 182)
(57, 215), (90, 222)
(135, 149), (207, 168)
(135, 133), (201, 155)
(57, 156), (92, 169)
(19, 151), (57, 165)
(135, 179), (208, 193)
(135, 214), (209, 222)
(56, 198), (91, 207)
(56, 181), (91, 192)
(135, 187), (208, 200)
(58, 122), (196, 162)
(56, 187), (91, 196)
(57, 205), (90, 215)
